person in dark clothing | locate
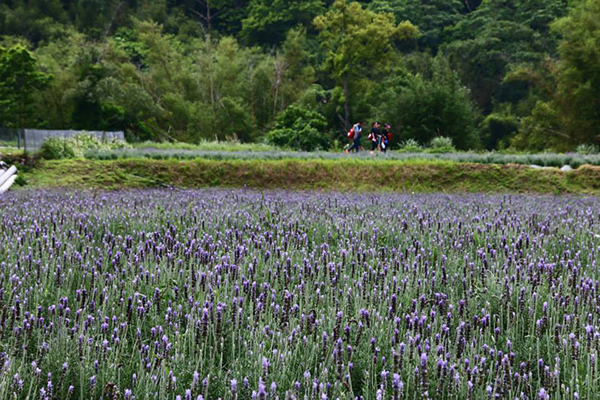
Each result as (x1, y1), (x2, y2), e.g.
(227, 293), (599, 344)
(346, 122), (362, 153)
(368, 122), (381, 154)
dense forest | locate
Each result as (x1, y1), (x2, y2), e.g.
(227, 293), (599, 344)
(0, 0), (598, 151)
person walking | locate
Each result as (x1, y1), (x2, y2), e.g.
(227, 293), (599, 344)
(381, 124), (391, 153)
(346, 122), (362, 153)
(368, 122), (381, 154)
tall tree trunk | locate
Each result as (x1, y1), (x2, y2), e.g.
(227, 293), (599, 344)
(206, 0), (212, 32)
(343, 72), (350, 131)
(193, 0), (213, 32)
(464, 0), (472, 12)
(272, 55), (286, 117)
(207, 38), (216, 106)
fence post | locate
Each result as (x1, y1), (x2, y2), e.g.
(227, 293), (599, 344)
(22, 129), (27, 157)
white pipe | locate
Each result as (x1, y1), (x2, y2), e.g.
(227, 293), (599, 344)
(0, 165), (17, 187)
(0, 174), (16, 194)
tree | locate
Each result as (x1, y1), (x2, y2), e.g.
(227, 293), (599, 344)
(368, 0), (464, 52)
(0, 45), (51, 132)
(510, 0), (600, 150)
(242, 0), (324, 46)
(265, 105), (330, 151)
(269, 28), (316, 115)
(443, 0), (567, 112)
(550, 0), (600, 145)
(190, 0), (249, 34)
(314, 0), (418, 130)
(376, 54), (480, 150)
(0, 0), (68, 44)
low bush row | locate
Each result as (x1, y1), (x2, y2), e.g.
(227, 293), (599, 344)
(82, 148), (600, 168)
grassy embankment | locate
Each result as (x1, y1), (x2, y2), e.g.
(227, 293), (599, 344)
(18, 158), (600, 194)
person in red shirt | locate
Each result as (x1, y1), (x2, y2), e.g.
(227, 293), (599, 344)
(381, 124), (392, 152)
(346, 122), (363, 153)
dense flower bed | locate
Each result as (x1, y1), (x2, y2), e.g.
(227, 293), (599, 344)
(0, 190), (599, 399)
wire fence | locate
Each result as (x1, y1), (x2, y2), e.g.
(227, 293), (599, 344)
(22, 129), (125, 152)
(0, 128), (23, 148)
(1, 129), (126, 152)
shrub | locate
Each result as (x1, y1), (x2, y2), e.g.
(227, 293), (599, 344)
(397, 138), (423, 153)
(576, 143), (599, 155)
(131, 140), (277, 152)
(39, 134), (130, 159)
(39, 137), (76, 160)
(378, 55), (480, 150)
(480, 112), (519, 150)
(511, 101), (564, 152)
(266, 126), (329, 152)
(265, 106), (331, 151)
(427, 136), (456, 153)
(429, 136), (454, 149)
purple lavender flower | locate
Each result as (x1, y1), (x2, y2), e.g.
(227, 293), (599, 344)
(257, 378), (267, 400)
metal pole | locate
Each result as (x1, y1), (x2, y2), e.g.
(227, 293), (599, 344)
(22, 128), (28, 161)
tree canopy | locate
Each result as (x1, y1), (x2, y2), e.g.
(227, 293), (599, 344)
(0, 44), (51, 129)
(0, 0), (597, 151)
(314, 0), (418, 129)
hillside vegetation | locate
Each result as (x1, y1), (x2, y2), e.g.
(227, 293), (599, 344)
(1, 0), (599, 152)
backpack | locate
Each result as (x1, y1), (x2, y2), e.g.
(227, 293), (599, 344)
(347, 130), (354, 139)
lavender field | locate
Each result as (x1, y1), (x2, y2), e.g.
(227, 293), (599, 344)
(1, 190), (599, 400)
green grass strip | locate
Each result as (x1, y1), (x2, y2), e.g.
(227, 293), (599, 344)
(20, 158), (600, 194)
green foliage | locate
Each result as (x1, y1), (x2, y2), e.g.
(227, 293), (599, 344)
(576, 143), (599, 155)
(131, 140), (278, 152)
(549, 0), (600, 146)
(0, 0), (595, 153)
(242, 0), (324, 45)
(369, 0), (464, 52)
(39, 134), (130, 159)
(470, 0), (600, 152)
(314, 0), (419, 79)
(39, 137), (76, 160)
(0, 0), (68, 44)
(314, 0), (419, 128)
(21, 157), (600, 193)
(429, 136), (455, 151)
(397, 138), (423, 152)
(69, 134), (131, 156)
(187, 0), (249, 35)
(0, 45), (51, 129)
(480, 110), (520, 150)
(511, 100), (562, 151)
(378, 55), (480, 150)
(443, 0), (567, 112)
(265, 105), (330, 151)
(510, 0), (600, 152)
(78, 148), (600, 170)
